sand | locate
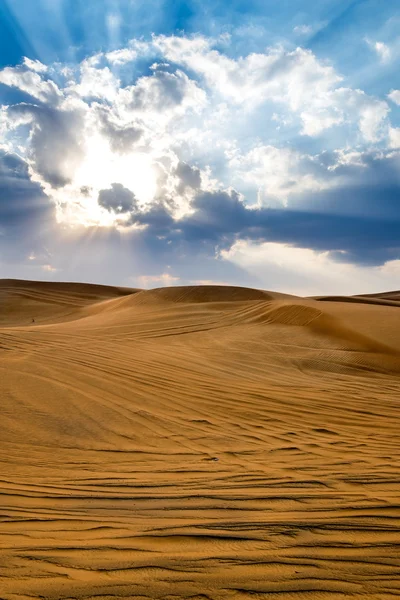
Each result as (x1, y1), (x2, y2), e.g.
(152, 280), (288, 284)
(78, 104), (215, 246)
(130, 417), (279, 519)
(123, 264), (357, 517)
(0, 279), (400, 599)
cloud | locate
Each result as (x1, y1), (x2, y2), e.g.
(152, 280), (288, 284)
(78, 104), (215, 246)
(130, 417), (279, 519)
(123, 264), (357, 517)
(155, 35), (389, 141)
(118, 67), (207, 120)
(0, 150), (51, 227)
(157, 36), (341, 113)
(22, 58), (48, 73)
(106, 48), (138, 65)
(293, 25), (313, 35)
(0, 35), (392, 213)
(356, 94), (390, 142)
(98, 183), (137, 214)
(129, 151), (400, 267)
(389, 127), (400, 149)
(0, 63), (62, 104)
(0, 150), (55, 267)
(0, 35), (399, 291)
(388, 89), (400, 105)
(95, 105), (143, 154)
(136, 272), (180, 288)
(366, 39), (391, 63)
(6, 103), (86, 188)
(229, 145), (334, 203)
(221, 241), (400, 296)
(67, 57), (120, 101)
(175, 161), (202, 194)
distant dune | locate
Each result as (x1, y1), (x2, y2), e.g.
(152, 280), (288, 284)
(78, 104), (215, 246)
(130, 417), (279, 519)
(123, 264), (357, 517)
(1, 280), (399, 599)
(0, 278), (135, 326)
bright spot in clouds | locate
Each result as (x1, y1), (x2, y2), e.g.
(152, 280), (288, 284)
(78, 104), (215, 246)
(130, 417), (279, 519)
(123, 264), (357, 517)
(66, 138), (158, 225)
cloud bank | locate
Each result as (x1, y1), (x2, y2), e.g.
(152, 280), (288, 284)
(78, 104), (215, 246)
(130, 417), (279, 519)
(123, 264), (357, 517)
(0, 34), (399, 294)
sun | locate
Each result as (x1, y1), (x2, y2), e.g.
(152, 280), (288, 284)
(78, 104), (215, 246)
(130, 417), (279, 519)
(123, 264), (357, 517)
(51, 134), (159, 227)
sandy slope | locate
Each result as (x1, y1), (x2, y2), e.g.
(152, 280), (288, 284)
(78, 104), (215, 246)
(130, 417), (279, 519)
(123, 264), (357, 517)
(0, 281), (400, 600)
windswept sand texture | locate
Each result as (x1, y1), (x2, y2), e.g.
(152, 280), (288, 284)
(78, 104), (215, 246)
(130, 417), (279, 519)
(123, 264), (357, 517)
(1, 279), (400, 600)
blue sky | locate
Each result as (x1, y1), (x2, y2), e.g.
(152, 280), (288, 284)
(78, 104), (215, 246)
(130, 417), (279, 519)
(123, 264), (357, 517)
(0, 0), (399, 294)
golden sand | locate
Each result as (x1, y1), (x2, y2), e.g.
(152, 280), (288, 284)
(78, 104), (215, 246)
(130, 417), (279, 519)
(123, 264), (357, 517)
(1, 279), (399, 599)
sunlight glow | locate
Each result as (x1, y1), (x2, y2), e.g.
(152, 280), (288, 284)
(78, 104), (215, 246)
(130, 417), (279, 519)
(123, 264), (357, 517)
(75, 136), (158, 203)
(51, 135), (158, 227)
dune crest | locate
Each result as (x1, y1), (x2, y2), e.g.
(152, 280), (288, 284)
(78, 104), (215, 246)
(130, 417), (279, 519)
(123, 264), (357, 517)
(1, 280), (399, 599)
(136, 284), (275, 303)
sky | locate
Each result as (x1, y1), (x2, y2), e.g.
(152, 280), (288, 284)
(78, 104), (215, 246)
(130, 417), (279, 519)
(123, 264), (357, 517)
(0, 0), (399, 295)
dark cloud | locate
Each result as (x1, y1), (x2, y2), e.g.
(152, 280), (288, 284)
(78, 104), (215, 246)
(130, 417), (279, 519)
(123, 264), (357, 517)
(2, 146), (398, 276)
(290, 151), (400, 220)
(175, 161), (201, 194)
(251, 209), (400, 266)
(98, 183), (137, 213)
(7, 103), (84, 187)
(0, 150), (53, 227)
(130, 180), (400, 266)
(135, 201), (174, 231)
(0, 150), (55, 263)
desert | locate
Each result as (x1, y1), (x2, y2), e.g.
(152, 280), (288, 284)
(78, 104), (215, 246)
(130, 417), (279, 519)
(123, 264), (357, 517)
(0, 278), (399, 599)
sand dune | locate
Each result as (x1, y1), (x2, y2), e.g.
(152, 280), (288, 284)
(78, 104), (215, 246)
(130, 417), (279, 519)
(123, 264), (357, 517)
(1, 280), (400, 599)
(0, 279), (134, 327)
(359, 290), (400, 302)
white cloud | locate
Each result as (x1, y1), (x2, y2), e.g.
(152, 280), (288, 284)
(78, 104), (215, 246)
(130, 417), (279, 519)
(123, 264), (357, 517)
(136, 272), (180, 288)
(388, 127), (400, 148)
(0, 35), (395, 231)
(300, 87), (389, 142)
(221, 240), (400, 296)
(300, 109), (343, 137)
(229, 145), (333, 204)
(376, 42), (391, 62)
(366, 39), (391, 63)
(106, 48), (138, 65)
(154, 35), (389, 142)
(293, 25), (313, 35)
(0, 66), (62, 103)
(157, 37), (341, 112)
(357, 95), (390, 142)
(23, 57), (48, 73)
(388, 89), (400, 105)
(67, 59), (120, 101)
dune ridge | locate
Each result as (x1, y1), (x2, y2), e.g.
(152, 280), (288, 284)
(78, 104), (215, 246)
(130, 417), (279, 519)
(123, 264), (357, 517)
(1, 280), (400, 599)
